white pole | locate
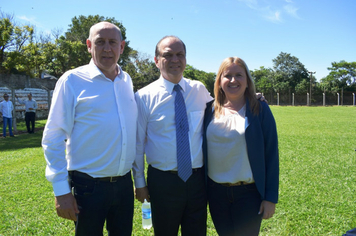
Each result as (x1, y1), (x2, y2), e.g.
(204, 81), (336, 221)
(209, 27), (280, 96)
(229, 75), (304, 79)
(277, 93), (279, 106)
(337, 93), (340, 106)
(323, 93), (325, 106)
(307, 93), (309, 106)
(292, 93), (295, 106)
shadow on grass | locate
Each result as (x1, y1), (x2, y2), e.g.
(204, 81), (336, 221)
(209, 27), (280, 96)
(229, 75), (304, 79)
(0, 119), (46, 151)
(0, 130), (44, 151)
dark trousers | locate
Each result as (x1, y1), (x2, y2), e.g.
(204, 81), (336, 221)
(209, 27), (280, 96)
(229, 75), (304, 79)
(147, 165), (207, 236)
(208, 178), (262, 236)
(69, 171), (134, 236)
(25, 112), (35, 133)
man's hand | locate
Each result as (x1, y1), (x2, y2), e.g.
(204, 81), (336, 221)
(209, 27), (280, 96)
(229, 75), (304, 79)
(256, 93), (268, 103)
(55, 193), (80, 221)
(259, 200), (276, 219)
(135, 187), (150, 203)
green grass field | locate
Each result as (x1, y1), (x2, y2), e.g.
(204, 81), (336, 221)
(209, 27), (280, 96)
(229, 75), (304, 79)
(1, 106), (355, 235)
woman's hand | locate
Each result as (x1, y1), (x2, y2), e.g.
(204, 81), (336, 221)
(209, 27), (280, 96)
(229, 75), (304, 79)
(259, 200), (276, 219)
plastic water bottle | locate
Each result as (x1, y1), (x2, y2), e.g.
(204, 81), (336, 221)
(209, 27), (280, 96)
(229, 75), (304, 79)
(142, 199), (152, 229)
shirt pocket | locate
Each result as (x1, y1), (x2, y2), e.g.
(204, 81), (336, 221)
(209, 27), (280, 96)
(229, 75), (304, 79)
(189, 111), (204, 134)
(150, 113), (170, 133)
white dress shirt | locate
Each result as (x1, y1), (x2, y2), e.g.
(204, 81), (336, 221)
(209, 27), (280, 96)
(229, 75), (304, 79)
(17, 98), (37, 112)
(0, 100), (14, 118)
(207, 105), (254, 184)
(133, 76), (213, 188)
(42, 60), (137, 196)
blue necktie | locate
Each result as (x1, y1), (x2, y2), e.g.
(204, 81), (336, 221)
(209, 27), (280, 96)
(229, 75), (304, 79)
(174, 84), (192, 182)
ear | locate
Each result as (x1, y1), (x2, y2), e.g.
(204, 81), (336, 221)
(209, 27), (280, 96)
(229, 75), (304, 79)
(154, 56), (160, 68)
(86, 39), (92, 53)
(120, 40), (126, 54)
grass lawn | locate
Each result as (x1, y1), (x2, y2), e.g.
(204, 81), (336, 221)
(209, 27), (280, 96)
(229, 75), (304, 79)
(1, 106), (355, 235)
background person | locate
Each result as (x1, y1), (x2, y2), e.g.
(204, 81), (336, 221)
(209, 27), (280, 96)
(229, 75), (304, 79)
(0, 93), (14, 138)
(42, 22), (137, 236)
(15, 93), (37, 133)
(203, 57), (279, 236)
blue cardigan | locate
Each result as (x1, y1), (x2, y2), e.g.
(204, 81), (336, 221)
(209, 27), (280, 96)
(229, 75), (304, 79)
(203, 99), (279, 203)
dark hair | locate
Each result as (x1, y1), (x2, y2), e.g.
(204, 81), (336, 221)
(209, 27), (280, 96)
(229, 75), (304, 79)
(155, 36), (186, 58)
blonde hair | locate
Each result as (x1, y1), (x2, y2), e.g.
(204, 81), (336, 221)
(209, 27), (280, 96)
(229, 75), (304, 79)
(214, 57), (260, 118)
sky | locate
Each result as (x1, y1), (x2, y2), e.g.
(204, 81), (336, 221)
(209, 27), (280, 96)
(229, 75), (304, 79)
(1, 0), (356, 81)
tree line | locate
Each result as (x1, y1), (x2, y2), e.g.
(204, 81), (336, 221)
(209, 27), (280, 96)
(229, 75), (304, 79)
(1, 11), (355, 97)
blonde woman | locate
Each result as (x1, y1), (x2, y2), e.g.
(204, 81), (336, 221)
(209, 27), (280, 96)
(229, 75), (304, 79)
(203, 57), (279, 235)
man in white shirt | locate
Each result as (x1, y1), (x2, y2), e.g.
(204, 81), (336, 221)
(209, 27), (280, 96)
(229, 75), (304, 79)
(133, 36), (213, 236)
(42, 22), (137, 236)
(15, 93), (37, 133)
(0, 93), (15, 138)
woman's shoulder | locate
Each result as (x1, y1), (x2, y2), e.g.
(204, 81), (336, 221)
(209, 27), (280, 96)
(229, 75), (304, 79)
(257, 99), (271, 111)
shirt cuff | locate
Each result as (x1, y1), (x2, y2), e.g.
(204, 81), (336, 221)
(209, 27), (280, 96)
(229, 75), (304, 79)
(134, 177), (147, 188)
(52, 180), (71, 196)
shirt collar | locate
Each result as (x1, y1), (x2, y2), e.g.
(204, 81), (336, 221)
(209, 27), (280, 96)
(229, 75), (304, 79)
(159, 75), (186, 95)
(88, 59), (122, 81)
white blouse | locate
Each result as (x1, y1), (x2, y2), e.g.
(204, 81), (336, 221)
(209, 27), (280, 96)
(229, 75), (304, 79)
(206, 105), (254, 184)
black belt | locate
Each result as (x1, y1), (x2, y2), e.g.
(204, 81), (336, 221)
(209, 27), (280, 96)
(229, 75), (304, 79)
(148, 165), (203, 175)
(168, 167), (202, 174)
(220, 181), (255, 187)
(69, 170), (129, 183)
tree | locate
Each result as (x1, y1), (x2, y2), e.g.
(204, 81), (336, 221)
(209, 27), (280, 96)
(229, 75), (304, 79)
(327, 60), (356, 85)
(0, 11), (34, 74)
(251, 66), (274, 94)
(295, 79), (309, 94)
(183, 65), (215, 95)
(124, 51), (160, 91)
(272, 52), (309, 94)
(320, 75), (344, 94)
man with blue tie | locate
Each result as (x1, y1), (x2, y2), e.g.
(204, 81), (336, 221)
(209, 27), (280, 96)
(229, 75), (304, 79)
(133, 36), (213, 236)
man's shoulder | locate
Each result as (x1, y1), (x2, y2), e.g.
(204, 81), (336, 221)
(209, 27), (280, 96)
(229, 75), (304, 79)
(68, 64), (91, 76)
(183, 78), (211, 98)
(136, 79), (161, 96)
(120, 68), (131, 78)
(183, 77), (207, 89)
(58, 64), (91, 82)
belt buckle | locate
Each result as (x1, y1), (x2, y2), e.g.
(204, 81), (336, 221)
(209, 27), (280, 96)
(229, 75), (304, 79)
(110, 177), (117, 183)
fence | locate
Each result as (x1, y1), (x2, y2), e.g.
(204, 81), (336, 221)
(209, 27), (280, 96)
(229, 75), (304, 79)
(266, 92), (356, 106)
